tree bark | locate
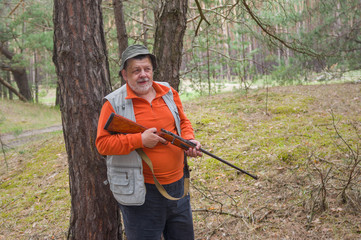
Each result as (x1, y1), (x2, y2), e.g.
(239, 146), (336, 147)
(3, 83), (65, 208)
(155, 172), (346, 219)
(113, 0), (128, 86)
(0, 44), (33, 101)
(55, 83), (60, 106)
(53, 0), (121, 239)
(153, 0), (188, 91)
(113, 0), (128, 57)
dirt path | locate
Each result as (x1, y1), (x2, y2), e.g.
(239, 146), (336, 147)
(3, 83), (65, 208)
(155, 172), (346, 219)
(1, 125), (63, 148)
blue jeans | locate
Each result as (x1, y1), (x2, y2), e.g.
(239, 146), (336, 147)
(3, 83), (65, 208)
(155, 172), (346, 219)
(118, 177), (194, 240)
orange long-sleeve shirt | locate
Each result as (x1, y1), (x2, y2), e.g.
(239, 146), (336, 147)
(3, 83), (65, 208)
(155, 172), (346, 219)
(96, 82), (195, 184)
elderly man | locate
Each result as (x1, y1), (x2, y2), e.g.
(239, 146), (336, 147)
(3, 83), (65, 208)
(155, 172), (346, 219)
(96, 44), (202, 240)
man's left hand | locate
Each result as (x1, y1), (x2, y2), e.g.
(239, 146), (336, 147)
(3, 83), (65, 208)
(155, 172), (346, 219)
(185, 140), (202, 158)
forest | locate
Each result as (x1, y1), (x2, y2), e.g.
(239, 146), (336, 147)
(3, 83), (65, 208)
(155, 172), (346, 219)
(1, 0), (360, 102)
(1, 0), (360, 239)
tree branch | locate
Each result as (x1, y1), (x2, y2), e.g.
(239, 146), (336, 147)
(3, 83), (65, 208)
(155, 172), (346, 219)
(7, 0), (24, 17)
(188, 2), (241, 24)
(194, 0), (211, 36)
(0, 76), (27, 102)
(124, 12), (153, 29)
(0, 43), (14, 60)
(241, 0), (319, 57)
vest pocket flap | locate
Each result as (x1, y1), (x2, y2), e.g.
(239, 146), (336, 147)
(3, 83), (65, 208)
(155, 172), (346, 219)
(111, 172), (130, 186)
(108, 168), (135, 195)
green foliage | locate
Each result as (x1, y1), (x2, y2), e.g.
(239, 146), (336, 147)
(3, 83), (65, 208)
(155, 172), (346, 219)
(269, 62), (303, 85)
(1, 0), (56, 95)
(2, 0), (359, 100)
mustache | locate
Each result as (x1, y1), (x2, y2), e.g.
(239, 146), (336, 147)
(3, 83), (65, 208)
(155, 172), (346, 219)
(137, 78), (150, 83)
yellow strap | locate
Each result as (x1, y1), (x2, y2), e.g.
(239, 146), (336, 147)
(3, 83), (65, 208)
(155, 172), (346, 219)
(136, 149), (189, 201)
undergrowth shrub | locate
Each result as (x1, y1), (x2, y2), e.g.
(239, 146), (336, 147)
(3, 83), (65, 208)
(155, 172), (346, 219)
(304, 112), (361, 227)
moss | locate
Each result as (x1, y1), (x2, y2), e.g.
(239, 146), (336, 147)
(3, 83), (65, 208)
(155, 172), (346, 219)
(270, 105), (305, 114)
(1, 133), (69, 236)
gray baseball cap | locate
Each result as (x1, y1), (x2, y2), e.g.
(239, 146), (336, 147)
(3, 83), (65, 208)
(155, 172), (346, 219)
(119, 44), (157, 77)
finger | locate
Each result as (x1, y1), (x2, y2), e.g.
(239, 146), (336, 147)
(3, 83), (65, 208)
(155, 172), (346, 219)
(142, 128), (160, 148)
(157, 135), (168, 145)
(186, 147), (198, 157)
(187, 149), (193, 157)
(194, 148), (200, 157)
(147, 127), (158, 134)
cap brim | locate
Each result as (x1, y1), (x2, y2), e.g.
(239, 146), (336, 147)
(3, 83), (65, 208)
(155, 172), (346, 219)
(119, 54), (157, 78)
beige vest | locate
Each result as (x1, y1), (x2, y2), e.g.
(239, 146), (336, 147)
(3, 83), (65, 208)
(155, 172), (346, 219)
(104, 82), (181, 205)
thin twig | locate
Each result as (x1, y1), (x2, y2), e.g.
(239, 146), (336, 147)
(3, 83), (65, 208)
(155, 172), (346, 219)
(192, 183), (224, 211)
(330, 109), (357, 160)
(192, 208), (244, 219)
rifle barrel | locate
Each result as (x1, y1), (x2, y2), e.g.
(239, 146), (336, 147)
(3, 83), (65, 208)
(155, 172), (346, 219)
(199, 148), (258, 180)
(160, 128), (258, 180)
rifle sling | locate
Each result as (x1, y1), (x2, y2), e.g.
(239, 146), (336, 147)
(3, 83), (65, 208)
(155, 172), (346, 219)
(136, 149), (189, 201)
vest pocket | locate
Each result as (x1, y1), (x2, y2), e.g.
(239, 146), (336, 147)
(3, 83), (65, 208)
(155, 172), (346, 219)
(109, 168), (135, 195)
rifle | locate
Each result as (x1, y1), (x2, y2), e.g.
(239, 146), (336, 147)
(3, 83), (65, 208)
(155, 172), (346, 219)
(104, 112), (258, 180)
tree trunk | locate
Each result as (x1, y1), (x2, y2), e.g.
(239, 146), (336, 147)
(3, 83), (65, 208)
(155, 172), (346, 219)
(206, 28), (211, 96)
(53, 0), (121, 239)
(153, 0), (188, 91)
(113, 0), (128, 86)
(10, 67), (32, 101)
(113, 0), (128, 57)
(141, 0), (149, 46)
(1, 72), (10, 99)
(7, 71), (12, 100)
(34, 51), (39, 103)
(0, 44), (33, 101)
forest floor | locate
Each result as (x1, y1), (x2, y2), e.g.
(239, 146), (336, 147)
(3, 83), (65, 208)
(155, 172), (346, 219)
(1, 82), (361, 239)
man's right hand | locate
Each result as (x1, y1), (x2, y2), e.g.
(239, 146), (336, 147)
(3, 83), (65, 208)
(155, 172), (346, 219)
(141, 128), (167, 148)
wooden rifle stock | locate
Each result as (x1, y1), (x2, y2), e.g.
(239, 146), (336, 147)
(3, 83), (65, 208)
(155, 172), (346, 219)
(104, 112), (258, 180)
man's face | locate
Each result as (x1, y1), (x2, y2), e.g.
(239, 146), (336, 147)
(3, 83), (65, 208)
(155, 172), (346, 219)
(121, 56), (154, 96)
